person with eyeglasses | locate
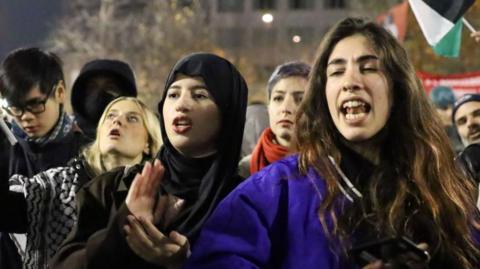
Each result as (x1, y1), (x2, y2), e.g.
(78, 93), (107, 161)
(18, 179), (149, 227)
(0, 48), (90, 175)
(0, 47), (89, 269)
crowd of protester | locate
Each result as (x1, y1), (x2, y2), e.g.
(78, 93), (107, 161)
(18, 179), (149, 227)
(0, 16), (479, 269)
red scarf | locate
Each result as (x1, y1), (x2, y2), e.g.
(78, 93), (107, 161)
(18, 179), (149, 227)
(250, 127), (289, 174)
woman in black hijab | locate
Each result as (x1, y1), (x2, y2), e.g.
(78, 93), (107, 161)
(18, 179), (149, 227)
(51, 53), (248, 269)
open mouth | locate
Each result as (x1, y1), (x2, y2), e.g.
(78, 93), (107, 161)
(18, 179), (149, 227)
(173, 116), (192, 134)
(109, 128), (120, 137)
(341, 99), (371, 120)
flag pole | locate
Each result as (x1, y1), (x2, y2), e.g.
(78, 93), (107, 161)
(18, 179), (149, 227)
(0, 112), (17, 146)
(462, 18), (476, 33)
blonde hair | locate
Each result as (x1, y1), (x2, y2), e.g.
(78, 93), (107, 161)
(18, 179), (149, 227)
(82, 96), (162, 176)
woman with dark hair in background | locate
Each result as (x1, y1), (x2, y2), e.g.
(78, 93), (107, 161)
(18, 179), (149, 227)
(184, 17), (480, 269)
(51, 52), (248, 269)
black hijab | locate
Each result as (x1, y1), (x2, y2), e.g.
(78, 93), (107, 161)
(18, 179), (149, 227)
(157, 53), (248, 239)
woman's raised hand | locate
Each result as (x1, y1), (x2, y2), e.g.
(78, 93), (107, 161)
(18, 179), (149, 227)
(471, 31), (480, 43)
(125, 159), (189, 267)
(126, 159), (165, 222)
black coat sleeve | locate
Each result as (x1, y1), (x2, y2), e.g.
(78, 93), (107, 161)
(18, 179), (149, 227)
(0, 191), (28, 233)
(50, 169), (159, 269)
(0, 173), (27, 232)
(0, 132), (27, 232)
(456, 144), (480, 185)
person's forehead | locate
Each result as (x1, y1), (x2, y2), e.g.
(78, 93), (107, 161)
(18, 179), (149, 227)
(271, 76), (307, 93)
(16, 86), (46, 104)
(171, 74), (206, 87)
(456, 101), (480, 118)
(109, 100), (141, 112)
(25, 86), (43, 96)
(328, 34), (377, 61)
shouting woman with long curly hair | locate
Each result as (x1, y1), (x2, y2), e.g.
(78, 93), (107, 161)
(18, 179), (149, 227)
(184, 17), (480, 269)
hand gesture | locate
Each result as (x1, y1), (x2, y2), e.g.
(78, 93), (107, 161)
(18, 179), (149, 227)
(471, 31), (480, 43)
(124, 216), (190, 268)
(126, 159), (165, 222)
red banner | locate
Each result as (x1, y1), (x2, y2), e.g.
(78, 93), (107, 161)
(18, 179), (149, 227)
(418, 71), (480, 97)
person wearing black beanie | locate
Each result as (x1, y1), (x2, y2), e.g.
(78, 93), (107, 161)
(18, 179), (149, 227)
(71, 59), (137, 139)
(453, 94), (480, 209)
(452, 93), (480, 147)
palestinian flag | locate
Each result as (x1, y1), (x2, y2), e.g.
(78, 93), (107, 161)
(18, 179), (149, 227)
(408, 0), (475, 57)
(377, 1), (409, 42)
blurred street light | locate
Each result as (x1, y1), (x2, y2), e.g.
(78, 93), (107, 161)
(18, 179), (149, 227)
(262, 13), (273, 24)
(292, 35), (301, 43)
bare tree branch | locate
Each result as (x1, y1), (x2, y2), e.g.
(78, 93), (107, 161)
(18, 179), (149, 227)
(47, 0), (219, 110)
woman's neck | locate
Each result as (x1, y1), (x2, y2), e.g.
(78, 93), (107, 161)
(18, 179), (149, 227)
(342, 139), (381, 165)
(174, 144), (217, 159)
(273, 136), (290, 148)
(340, 127), (389, 165)
(102, 153), (143, 172)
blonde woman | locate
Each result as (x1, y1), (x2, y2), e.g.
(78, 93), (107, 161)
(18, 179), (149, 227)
(0, 96), (161, 269)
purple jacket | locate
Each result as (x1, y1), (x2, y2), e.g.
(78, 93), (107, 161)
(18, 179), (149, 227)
(184, 155), (355, 269)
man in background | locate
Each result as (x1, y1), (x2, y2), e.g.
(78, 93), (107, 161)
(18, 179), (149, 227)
(429, 85), (463, 153)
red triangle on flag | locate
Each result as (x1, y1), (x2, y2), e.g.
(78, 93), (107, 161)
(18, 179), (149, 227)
(376, 1), (409, 42)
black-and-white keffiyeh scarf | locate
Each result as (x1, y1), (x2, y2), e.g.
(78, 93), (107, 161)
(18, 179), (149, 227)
(9, 158), (87, 269)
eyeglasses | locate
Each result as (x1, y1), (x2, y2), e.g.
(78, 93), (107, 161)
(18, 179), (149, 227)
(2, 84), (57, 117)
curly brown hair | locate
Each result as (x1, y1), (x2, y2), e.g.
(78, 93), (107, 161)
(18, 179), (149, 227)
(294, 17), (480, 268)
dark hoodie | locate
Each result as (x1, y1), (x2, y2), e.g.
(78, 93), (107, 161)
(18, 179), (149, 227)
(71, 59), (137, 139)
(456, 143), (480, 185)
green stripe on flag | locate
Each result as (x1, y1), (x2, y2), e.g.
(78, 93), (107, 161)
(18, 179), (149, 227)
(433, 19), (462, 58)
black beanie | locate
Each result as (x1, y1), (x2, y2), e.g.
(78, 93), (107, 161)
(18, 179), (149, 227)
(452, 94), (480, 124)
(71, 59), (137, 138)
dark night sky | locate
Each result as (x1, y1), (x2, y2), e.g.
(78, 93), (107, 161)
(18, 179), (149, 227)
(0, 0), (63, 60)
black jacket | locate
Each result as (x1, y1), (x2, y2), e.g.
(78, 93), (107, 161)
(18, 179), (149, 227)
(0, 127), (90, 269)
(9, 128), (89, 178)
(49, 165), (155, 269)
(0, 123), (18, 269)
(456, 143), (480, 185)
